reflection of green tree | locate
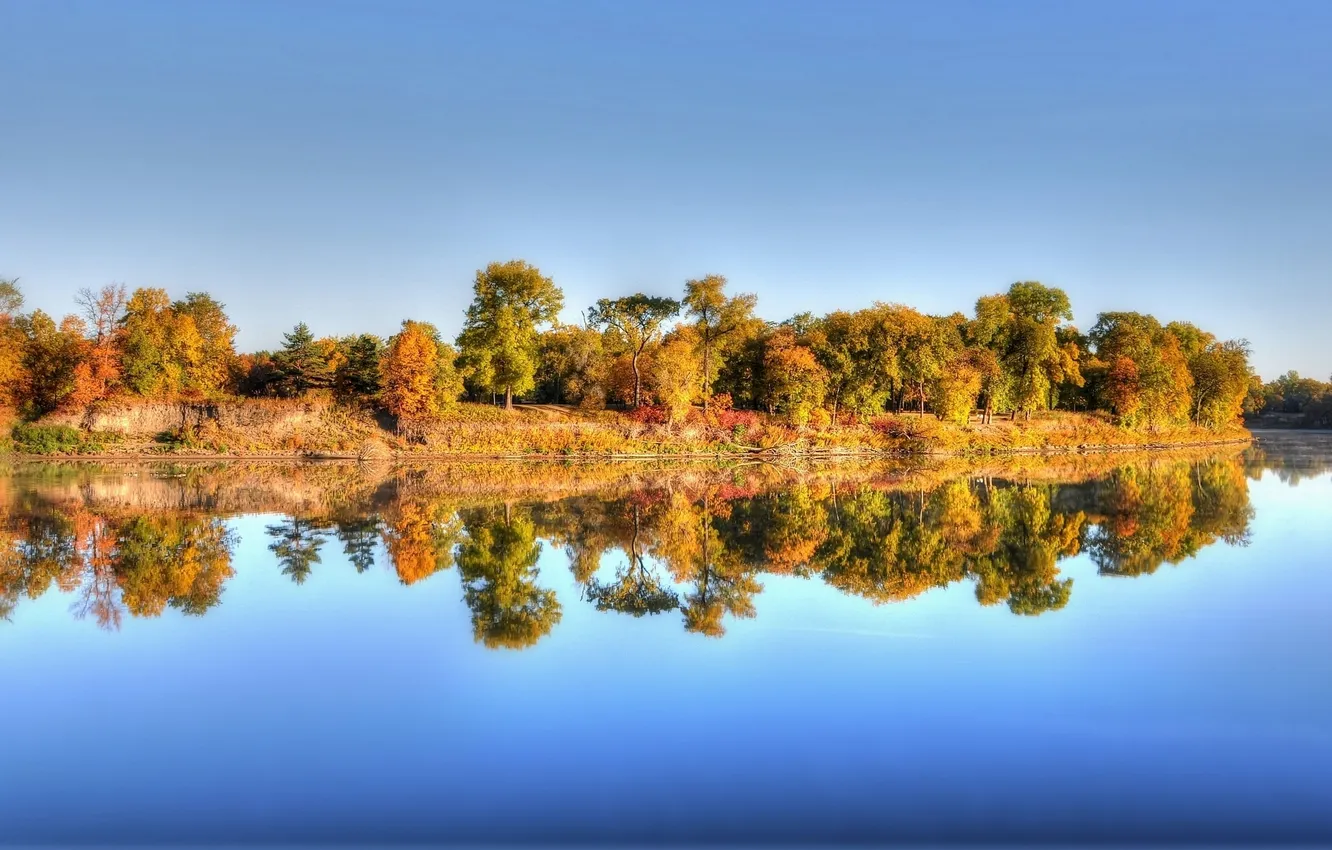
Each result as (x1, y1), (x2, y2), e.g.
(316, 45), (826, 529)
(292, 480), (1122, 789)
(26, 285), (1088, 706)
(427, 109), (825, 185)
(335, 516), (382, 573)
(266, 517), (328, 584)
(965, 486), (1079, 616)
(584, 503), (679, 617)
(9, 512), (79, 602)
(531, 496), (625, 585)
(456, 505), (562, 650)
(722, 485), (829, 575)
(652, 493), (760, 637)
(115, 515), (237, 617)
(814, 489), (964, 604)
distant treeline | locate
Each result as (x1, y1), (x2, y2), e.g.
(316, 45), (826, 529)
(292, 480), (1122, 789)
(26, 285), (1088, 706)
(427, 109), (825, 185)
(1251, 372), (1332, 428)
(0, 262), (1257, 431)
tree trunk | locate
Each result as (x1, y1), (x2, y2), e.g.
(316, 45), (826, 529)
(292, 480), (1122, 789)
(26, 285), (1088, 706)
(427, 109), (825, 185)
(918, 383), (925, 417)
(701, 338), (712, 411)
(631, 350), (642, 408)
(504, 386), (513, 410)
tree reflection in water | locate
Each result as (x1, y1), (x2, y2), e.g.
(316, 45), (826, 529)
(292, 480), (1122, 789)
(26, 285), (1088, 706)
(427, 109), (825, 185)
(0, 453), (1268, 645)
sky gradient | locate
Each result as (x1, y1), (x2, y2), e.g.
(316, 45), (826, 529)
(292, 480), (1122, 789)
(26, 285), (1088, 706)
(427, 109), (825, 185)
(2, 0), (1329, 380)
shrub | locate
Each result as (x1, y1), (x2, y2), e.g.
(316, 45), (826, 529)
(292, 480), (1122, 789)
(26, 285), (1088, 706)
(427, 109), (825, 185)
(13, 424), (84, 454)
(11, 424), (119, 455)
(625, 405), (669, 425)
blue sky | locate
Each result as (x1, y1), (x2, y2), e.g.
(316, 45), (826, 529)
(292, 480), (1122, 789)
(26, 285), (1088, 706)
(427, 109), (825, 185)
(2, 0), (1329, 380)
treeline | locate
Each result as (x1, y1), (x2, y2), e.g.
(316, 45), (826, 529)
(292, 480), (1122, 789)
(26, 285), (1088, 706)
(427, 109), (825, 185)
(1251, 372), (1332, 428)
(0, 262), (1256, 432)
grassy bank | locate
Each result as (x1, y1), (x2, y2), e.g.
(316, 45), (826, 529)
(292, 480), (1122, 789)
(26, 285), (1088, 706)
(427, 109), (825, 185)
(7, 399), (1250, 459)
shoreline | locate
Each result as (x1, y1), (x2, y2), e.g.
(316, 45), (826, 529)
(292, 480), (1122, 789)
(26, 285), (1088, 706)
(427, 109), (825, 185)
(5, 435), (1253, 463)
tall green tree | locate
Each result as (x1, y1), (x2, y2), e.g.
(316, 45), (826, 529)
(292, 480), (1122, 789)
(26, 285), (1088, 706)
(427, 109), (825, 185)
(1089, 312), (1193, 428)
(587, 293), (680, 407)
(682, 275), (758, 410)
(457, 260), (564, 409)
(271, 322), (333, 397)
(16, 310), (85, 414)
(334, 334), (385, 401)
(970, 282), (1082, 419)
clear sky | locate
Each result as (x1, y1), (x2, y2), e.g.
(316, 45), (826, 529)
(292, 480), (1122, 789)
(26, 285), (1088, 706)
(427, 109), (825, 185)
(2, 0), (1329, 380)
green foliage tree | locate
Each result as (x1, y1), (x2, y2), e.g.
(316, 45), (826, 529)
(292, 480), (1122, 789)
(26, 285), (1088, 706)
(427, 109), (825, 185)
(587, 293), (680, 408)
(970, 282), (1082, 420)
(271, 322), (333, 397)
(334, 333), (384, 401)
(457, 260), (564, 409)
(682, 275), (758, 410)
(16, 311), (85, 414)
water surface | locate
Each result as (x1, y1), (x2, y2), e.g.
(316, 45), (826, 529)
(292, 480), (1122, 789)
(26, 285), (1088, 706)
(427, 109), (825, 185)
(3, 437), (1331, 843)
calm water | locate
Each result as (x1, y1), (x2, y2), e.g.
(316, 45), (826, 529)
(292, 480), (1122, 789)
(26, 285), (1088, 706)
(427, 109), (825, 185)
(3, 436), (1331, 843)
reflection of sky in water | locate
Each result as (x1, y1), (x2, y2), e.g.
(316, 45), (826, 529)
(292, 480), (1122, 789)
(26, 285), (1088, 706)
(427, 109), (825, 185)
(2, 467), (1330, 843)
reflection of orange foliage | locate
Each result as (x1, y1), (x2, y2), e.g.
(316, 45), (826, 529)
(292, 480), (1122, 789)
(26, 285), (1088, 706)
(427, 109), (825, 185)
(385, 500), (435, 585)
(384, 498), (457, 585)
(764, 535), (819, 574)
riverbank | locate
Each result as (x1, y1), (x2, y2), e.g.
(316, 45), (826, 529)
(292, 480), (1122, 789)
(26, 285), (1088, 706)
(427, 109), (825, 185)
(6, 399), (1250, 460)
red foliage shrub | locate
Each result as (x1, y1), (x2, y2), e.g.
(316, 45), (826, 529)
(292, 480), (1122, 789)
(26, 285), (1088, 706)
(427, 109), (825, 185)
(625, 404), (669, 425)
(714, 408), (759, 431)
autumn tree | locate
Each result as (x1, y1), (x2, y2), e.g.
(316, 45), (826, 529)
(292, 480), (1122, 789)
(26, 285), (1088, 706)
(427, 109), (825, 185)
(1089, 312), (1192, 428)
(378, 320), (463, 433)
(651, 335), (703, 424)
(0, 278), (22, 318)
(587, 293), (679, 408)
(457, 260), (564, 409)
(74, 284), (128, 345)
(805, 309), (903, 424)
(682, 274), (758, 410)
(0, 279), (27, 408)
(172, 292), (238, 394)
(1166, 322), (1252, 430)
(119, 288), (204, 397)
(761, 328), (827, 426)
(895, 308), (959, 416)
(383, 495), (462, 585)
(534, 323), (607, 406)
(115, 515), (236, 617)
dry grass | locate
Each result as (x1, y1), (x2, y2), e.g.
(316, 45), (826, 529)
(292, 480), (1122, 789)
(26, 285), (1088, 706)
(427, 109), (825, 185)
(19, 399), (1249, 459)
